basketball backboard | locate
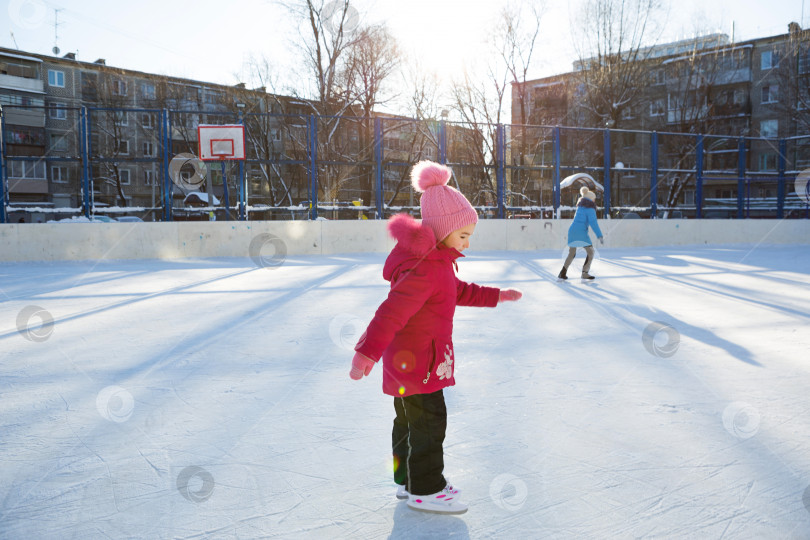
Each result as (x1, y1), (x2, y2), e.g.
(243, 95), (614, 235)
(198, 124), (246, 161)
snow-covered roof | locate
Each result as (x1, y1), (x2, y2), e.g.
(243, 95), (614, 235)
(0, 51), (43, 63)
(560, 173), (605, 192)
(184, 192), (221, 206)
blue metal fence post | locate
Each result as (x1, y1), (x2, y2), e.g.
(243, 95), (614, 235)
(737, 137), (746, 219)
(308, 115), (318, 220)
(438, 119), (447, 164)
(238, 111), (246, 221)
(0, 105), (7, 224)
(80, 107), (91, 218)
(374, 117), (383, 219)
(695, 134), (704, 219)
(777, 138), (786, 219)
(650, 131), (658, 219)
(496, 124), (505, 219)
(553, 126), (561, 217)
(161, 109), (173, 222)
(603, 128), (611, 217)
(220, 160), (229, 221)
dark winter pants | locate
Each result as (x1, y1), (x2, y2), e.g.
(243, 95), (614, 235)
(392, 390), (447, 496)
(564, 245), (595, 272)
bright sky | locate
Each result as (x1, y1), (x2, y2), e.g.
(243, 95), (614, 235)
(2, 0), (807, 101)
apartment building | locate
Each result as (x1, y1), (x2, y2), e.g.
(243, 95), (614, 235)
(0, 46), (310, 221)
(511, 23), (810, 216)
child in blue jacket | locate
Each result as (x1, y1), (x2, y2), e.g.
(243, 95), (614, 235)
(559, 187), (604, 280)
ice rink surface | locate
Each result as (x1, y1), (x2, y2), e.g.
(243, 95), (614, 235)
(1, 245), (809, 539)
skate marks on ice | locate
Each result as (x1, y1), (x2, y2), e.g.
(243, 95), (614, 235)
(1, 250), (810, 538)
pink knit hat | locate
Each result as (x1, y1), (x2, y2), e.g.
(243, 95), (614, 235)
(411, 161), (478, 242)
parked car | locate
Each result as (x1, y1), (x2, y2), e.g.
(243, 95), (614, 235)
(116, 216), (144, 223)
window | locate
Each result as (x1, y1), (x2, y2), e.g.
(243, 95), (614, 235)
(9, 161), (46, 179)
(0, 94), (44, 109)
(118, 140), (129, 155)
(119, 169), (131, 185)
(141, 82), (156, 100)
(114, 111), (128, 126)
(760, 119), (778, 138)
(112, 79), (127, 96)
(141, 113), (155, 129)
(51, 165), (68, 183)
(144, 169), (154, 186)
(620, 107), (634, 120)
(5, 126), (45, 146)
(732, 89), (747, 105)
(761, 50), (779, 70)
(48, 69), (65, 87)
(650, 69), (665, 85)
(800, 47), (810, 74)
(650, 98), (665, 116)
(50, 133), (68, 152)
(142, 141), (155, 156)
(48, 102), (67, 120)
(270, 129), (281, 141)
(759, 153), (777, 171)
(761, 85), (778, 104)
(621, 162), (635, 178)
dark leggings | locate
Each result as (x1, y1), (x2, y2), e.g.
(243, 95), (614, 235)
(392, 390), (447, 496)
(564, 245), (594, 272)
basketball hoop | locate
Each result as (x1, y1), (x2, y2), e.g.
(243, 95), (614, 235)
(198, 125), (246, 161)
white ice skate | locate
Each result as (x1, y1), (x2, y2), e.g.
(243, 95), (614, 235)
(397, 481), (459, 500)
(406, 485), (467, 514)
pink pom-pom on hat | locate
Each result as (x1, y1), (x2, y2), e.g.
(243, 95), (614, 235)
(409, 160), (478, 242)
(410, 161), (452, 192)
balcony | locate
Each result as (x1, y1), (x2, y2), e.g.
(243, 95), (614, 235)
(8, 177), (48, 194)
(0, 73), (44, 94)
(3, 107), (45, 128)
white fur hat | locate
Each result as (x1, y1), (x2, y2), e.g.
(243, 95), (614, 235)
(580, 186), (596, 201)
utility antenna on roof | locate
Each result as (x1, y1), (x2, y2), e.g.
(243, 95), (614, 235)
(52, 8), (63, 55)
(10, 30), (19, 49)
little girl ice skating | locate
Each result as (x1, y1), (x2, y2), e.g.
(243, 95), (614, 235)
(350, 161), (522, 515)
(559, 186), (605, 280)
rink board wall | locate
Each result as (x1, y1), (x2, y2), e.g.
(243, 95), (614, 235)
(1, 219), (809, 262)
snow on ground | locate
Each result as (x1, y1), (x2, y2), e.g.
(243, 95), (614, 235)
(1, 245), (809, 539)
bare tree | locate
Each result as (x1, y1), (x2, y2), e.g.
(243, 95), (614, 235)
(88, 71), (135, 208)
(447, 1), (546, 211)
(773, 23), (810, 136)
(573, 0), (666, 128)
(340, 22), (401, 207)
(656, 37), (732, 213)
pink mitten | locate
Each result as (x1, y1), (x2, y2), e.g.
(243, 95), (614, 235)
(350, 352), (375, 380)
(498, 288), (523, 303)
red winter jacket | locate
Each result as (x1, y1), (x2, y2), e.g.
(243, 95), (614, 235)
(355, 214), (500, 397)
